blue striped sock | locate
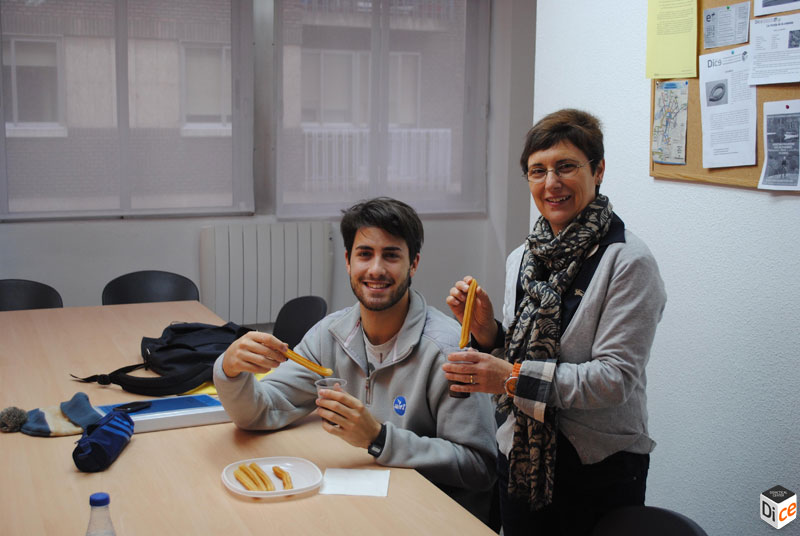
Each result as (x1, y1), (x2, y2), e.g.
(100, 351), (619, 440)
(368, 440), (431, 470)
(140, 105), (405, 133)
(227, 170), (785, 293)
(72, 411), (134, 472)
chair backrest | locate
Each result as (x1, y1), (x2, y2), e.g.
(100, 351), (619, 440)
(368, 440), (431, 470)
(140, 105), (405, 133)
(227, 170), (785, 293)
(102, 270), (199, 306)
(0, 279), (63, 311)
(272, 295), (328, 349)
(592, 506), (708, 536)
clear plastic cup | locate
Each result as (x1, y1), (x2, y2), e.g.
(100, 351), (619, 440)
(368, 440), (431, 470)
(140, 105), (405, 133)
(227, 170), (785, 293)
(315, 378), (347, 426)
(315, 377), (347, 394)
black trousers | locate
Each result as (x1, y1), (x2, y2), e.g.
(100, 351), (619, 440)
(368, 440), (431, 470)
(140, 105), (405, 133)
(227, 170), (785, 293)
(498, 433), (649, 536)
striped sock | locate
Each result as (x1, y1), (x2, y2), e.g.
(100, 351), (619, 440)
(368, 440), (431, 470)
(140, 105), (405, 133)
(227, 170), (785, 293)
(72, 411), (135, 472)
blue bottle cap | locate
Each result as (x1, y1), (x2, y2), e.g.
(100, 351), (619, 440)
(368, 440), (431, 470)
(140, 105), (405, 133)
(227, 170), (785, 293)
(89, 492), (110, 506)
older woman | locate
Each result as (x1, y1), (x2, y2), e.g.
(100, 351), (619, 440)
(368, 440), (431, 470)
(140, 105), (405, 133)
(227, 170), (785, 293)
(444, 109), (666, 535)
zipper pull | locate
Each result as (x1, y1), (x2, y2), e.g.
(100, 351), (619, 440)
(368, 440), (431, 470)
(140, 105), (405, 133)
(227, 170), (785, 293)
(365, 362), (375, 406)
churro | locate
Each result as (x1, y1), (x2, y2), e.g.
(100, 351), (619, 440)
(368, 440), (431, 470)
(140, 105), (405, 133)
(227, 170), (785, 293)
(234, 466), (260, 491)
(285, 349), (333, 377)
(240, 464), (267, 491)
(249, 463), (276, 491)
(272, 465), (293, 490)
(459, 278), (478, 348)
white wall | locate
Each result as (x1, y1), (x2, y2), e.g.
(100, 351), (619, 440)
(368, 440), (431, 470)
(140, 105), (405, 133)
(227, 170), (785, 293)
(534, 3), (800, 535)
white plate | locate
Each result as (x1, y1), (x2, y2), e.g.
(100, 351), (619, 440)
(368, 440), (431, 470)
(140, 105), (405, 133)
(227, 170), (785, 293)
(222, 456), (323, 498)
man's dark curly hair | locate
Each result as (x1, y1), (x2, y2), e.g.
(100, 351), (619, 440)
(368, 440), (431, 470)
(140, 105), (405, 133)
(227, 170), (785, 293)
(340, 197), (423, 260)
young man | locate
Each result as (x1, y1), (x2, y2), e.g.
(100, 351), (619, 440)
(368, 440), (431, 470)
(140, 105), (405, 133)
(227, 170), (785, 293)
(213, 197), (497, 522)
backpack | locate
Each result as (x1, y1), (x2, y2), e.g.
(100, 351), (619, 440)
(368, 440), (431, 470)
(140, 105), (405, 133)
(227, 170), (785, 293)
(72, 322), (252, 396)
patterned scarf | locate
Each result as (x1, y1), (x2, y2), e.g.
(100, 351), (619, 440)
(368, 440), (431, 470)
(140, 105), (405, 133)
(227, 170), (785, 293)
(498, 194), (613, 510)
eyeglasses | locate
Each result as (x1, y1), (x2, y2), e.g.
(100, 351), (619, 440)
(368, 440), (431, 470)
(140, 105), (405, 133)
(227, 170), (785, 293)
(524, 160), (593, 183)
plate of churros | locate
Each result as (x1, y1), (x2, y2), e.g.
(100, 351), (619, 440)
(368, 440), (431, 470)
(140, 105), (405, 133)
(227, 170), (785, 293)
(222, 456), (323, 498)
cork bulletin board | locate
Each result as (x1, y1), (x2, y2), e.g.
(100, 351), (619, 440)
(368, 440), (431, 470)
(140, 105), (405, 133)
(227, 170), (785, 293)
(649, 0), (800, 189)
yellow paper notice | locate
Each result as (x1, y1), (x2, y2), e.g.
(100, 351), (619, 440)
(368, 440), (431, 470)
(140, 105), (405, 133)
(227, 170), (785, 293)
(646, 0), (698, 79)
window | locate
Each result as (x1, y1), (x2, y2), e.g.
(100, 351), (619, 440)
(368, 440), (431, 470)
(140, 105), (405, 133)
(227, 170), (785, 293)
(182, 44), (232, 135)
(301, 50), (365, 125)
(276, 0), (489, 218)
(388, 52), (419, 127)
(0, 0), (253, 220)
(300, 50), (417, 128)
(2, 37), (65, 136)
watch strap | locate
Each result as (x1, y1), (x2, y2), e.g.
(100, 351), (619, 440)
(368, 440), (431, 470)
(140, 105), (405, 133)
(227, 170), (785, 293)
(504, 362), (523, 397)
(367, 423), (387, 457)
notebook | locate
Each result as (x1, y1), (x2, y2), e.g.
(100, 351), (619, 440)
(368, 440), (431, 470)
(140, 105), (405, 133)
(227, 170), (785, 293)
(96, 394), (231, 433)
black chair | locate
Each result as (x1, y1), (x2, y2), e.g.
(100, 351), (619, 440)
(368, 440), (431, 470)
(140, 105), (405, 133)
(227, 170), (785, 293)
(272, 295), (328, 349)
(592, 506), (708, 536)
(0, 279), (63, 311)
(102, 270), (199, 305)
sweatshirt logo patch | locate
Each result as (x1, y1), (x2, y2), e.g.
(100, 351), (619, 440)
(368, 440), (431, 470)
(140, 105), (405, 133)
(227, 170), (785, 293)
(393, 396), (407, 416)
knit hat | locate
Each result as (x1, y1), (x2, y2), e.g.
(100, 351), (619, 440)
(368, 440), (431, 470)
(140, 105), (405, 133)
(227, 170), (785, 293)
(18, 392), (102, 437)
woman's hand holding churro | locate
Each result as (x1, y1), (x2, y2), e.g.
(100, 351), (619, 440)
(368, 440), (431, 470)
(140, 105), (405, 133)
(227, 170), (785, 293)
(446, 276), (498, 349)
(444, 275), (514, 396)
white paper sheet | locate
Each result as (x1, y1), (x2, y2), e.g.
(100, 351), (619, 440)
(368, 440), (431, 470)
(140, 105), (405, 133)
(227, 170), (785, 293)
(699, 45), (757, 168)
(758, 100), (800, 190)
(748, 13), (800, 85)
(319, 469), (391, 496)
(703, 2), (751, 49)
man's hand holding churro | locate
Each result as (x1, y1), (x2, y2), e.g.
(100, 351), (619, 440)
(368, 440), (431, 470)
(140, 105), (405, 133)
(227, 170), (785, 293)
(221, 331), (289, 378)
(222, 331), (332, 378)
(315, 385), (382, 449)
(446, 276), (498, 348)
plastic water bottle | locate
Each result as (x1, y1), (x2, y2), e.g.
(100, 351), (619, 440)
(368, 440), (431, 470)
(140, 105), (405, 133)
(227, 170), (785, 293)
(86, 492), (116, 536)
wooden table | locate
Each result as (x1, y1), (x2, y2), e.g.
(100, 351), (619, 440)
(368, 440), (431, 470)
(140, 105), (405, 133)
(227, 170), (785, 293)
(0, 302), (496, 535)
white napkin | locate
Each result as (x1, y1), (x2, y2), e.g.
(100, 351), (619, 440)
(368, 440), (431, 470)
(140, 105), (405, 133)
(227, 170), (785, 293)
(319, 468), (391, 496)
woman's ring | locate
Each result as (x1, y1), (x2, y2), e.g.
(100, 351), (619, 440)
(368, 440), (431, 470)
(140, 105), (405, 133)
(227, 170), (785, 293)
(470, 375), (475, 385)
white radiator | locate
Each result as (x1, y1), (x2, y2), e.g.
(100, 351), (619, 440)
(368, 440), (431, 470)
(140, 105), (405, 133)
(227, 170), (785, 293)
(199, 222), (334, 325)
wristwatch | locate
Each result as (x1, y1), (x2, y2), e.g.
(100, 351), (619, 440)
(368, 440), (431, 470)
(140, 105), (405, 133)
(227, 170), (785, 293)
(504, 362), (523, 397)
(368, 423), (387, 457)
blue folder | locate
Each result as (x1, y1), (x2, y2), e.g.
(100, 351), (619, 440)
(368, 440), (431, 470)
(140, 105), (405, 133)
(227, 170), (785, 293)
(96, 394), (230, 433)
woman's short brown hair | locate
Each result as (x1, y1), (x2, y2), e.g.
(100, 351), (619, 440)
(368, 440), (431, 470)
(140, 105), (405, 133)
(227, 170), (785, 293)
(520, 109), (604, 176)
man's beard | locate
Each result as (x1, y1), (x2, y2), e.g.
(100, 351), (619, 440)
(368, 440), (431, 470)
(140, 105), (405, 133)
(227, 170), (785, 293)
(351, 269), (412, 312)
